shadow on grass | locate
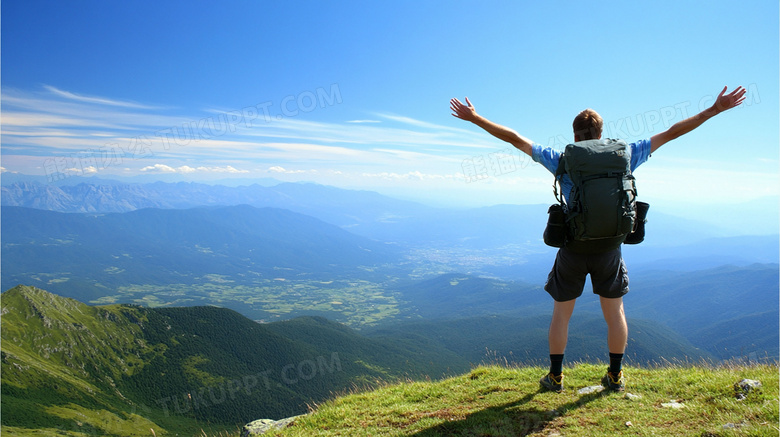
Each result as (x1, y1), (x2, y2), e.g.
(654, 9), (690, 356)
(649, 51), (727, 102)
(411, 387), (610, 437)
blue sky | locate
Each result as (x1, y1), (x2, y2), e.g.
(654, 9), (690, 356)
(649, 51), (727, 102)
(2, 0), (778, 211)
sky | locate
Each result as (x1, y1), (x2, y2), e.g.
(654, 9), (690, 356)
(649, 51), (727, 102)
(2, 0), (778, 211)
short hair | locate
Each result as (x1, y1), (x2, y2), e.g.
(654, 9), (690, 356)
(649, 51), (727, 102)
(572, 109), (603, 141)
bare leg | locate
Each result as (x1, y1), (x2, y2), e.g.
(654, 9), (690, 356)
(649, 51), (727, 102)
(600, 296), (628, 353)
(549, 299), (577, 354)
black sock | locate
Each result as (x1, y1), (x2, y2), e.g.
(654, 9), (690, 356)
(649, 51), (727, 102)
(549, 354), (564, 376)
(609, 352), (624, 374)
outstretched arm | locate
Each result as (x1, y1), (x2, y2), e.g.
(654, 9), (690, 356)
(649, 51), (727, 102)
(650, 86), (746, 153)
(450, 97), (534, 156)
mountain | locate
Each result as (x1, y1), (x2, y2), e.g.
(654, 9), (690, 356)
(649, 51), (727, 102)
(365, 312), (714, 367)
(3, 180), (776, 276)
(1, 205), (399, 303)
(514, 263), (779, 361)
(0, 180), (438, 233)
(692, 310), (780, 361)
(383, 268), (779, 363)
(627, 264), (779, 334)
(0, 286), (468, 436)
(2, 179), (755, 248)
(627, 263), (780, 360)
(623, 234), (780, 272)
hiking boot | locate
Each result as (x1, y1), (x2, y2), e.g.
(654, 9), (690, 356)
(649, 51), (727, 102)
(601, 370), (625, 391)
(540, 372), (564, 392)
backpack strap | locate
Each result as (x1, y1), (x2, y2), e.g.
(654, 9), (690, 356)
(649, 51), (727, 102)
(553, 154), (567, 207)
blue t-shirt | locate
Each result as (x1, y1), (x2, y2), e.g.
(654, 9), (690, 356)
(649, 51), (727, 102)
(532, 138), (652, 202)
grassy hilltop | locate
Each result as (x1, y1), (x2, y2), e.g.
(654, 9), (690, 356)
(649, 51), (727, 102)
(263, 363), (778, 437)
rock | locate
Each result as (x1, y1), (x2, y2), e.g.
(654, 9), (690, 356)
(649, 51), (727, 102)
(661, 399), (685, 409)
(241, 415), (304, 437)
(723, 422), (747, 430)
(577, 385), (604, 395)
(734, 379), (762, 395)
(624, 393), (641, 401)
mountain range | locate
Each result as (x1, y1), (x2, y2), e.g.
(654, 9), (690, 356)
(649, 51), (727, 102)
(3, 179), (777, 271)
(1, 204), (399, 302)
(2, 181), (778, 360)
(3, 203), (777, 364)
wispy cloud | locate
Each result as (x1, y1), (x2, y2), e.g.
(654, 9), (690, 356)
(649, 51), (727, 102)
(43, 85), (163, 110)
(1, 87), (495, 179)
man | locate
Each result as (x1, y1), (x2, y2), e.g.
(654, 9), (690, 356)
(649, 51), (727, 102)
(450, 86), (746, 392)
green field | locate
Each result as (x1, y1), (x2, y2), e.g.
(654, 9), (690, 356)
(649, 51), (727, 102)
(87, 277), (403, 326)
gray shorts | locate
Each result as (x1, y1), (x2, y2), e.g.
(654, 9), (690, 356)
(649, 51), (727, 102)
(544, 246), (629, 302)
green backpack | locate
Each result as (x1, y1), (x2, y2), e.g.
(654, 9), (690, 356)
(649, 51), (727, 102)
(553, 139), (638, 253)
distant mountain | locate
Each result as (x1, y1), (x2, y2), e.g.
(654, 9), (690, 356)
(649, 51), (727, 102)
(365, 312), (714, 367)
(627, 263), (780, 359)
(0, 180), (438, 233)
(1, 286), (468, 436)
(1, 205), (399, 302)
(626, 264), (779, 333)
(1, 179), (746, 248)
(561, 262), (780, 360)
(4, 180), (777, 275)
(391, 268), (779, 363)
(624, 234), (780, 272)
(691, 310), (779, 361)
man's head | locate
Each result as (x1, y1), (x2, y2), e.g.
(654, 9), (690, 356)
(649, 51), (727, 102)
(573, 109), (603, 142)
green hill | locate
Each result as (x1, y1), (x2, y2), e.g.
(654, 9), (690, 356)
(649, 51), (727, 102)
(0, 286), (463, 436)
(260, 363), (779, 437)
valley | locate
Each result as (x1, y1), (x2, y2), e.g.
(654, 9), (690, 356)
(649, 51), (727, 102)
(91, 277), (403, 326)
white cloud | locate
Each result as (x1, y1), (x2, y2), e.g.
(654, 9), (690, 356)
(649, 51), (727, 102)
(43, 85), (161, 109)
(205, 165), (248, 173)
(141, 164), (177, 173)
(0, 87), (554, 196)
(360, 171), (458, 181)
(268, 166), (308, 174)
(141, 164), (249, 174)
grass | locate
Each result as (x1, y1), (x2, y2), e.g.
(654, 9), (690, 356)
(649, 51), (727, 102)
(260, 362), (779, 437)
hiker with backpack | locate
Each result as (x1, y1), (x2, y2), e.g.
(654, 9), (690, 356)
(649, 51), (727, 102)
(450, 86), (746, 392)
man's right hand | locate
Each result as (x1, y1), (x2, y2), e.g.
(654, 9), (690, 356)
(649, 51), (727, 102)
(450, 97), (478, 122)
(448, 96), (534, 156)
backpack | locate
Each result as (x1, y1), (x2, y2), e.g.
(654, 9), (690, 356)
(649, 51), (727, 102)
(552, 139), (638, 253)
